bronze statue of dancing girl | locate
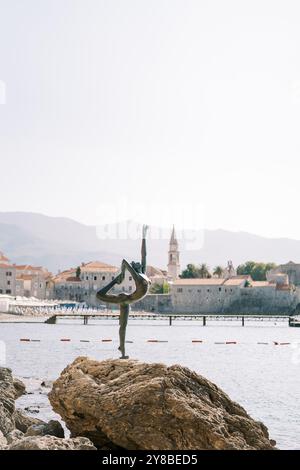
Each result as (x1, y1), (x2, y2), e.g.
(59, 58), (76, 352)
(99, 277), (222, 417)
(96, 225), (150, 359)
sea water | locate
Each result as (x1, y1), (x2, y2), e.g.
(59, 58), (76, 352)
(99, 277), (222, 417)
(0, 318), (299, 449)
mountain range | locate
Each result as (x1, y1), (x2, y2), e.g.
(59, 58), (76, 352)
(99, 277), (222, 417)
(0, 211), (299, 274)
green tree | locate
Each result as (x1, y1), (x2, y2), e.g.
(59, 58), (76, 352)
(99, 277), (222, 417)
(149, 283), (162, 294)
(180, 264), (201, 279)
(76, 266), (81, 279)
(237, 261), (277, 281)
(162, 281), (170, 294)
(181, 263), (212, 279)
(199, 263), (211, 279)
(237, 261), (256, 276)
(213, 265), (224, 278)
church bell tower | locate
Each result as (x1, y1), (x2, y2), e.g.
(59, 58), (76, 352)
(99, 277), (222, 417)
(167, 226), (180, 280)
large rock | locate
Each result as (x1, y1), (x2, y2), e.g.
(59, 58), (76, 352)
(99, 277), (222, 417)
(13, 408), (45, 433)
(8, 435), (96, 450)
(6, 429), (24, 444)
(13, 378), (26, 399)
(0, 430), (7, 449)
(0, 367), (17, 436)
(0, 367), (43, 443)
(25, 420), (64, 438)
(49, 357), (276, 450)
(0, 367), (83, 450)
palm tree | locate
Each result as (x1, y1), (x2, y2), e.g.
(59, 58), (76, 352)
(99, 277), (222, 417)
(213, 266), (224, 278)
(199, 263), (211, 279)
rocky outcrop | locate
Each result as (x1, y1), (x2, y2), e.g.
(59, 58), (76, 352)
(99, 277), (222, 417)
(0, 430), (7, 449)
(0, 368), (27, 449)
(13, 409), (45, 433)
(8, 436), (96, 450)
(6, 429), (24, 444)
(0, 366), (96, 450)
(49, 357), (276, 450)
(0, 367), (24, 437)
(12, 378), (26, 399)
(25, 420), (64, 438)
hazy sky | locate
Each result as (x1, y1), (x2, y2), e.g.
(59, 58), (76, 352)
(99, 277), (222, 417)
(1, 1), (300, 237)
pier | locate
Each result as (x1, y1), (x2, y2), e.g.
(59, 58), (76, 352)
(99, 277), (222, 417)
(45, 312), (292, 326)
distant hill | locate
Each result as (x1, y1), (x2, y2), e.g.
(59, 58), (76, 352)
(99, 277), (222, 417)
(0, 211), (299, 273)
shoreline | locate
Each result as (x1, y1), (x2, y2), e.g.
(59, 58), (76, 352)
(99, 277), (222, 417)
(0, 313), (48, 323)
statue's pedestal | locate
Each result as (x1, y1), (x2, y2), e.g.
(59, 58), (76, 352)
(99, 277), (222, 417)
(49, 356), (276, 450)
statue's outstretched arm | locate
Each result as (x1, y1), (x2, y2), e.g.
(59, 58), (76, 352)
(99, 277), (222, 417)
(97, 225), (149, 305)
(96, 271), (123, 301)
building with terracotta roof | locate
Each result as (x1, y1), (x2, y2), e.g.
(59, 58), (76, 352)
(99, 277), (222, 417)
(53, 261), (136, 306)
(0, 250), (53, 299)
(53, 259), (169, 306)
(80, 261), (118, 273)
(15, 264), (53, 299)
(0, 253), (16, 296)
(0, 252), (10, 265)
(146, 265), (168, 286)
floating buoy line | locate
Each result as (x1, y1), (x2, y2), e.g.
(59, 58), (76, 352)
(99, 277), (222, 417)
(17, 338), (298, 346)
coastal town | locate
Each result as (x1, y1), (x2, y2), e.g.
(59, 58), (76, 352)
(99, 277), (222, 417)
(2, 0), (300, 457)
(1, 227), (300, 316)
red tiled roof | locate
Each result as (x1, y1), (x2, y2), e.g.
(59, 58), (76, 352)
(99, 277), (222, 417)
(53, 269), (76, 281)
(16, 265), (43, 271)
(0, 252), (9, 263)
(81, 261), (118, 273)
(16, 274), (34, 281)
(66, 277), (81, 282)
(251, 281), (276, 287)
(173, 278), (224, 286)
(174, 276), (251, 287)
(146, 265), (166, 277)
(224, 278), (247, 286)
(234, 275), (252, 279)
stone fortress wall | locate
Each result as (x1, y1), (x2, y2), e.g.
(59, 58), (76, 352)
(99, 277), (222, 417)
(132, 294), (172, 313)
(134, 283), (300, 315)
